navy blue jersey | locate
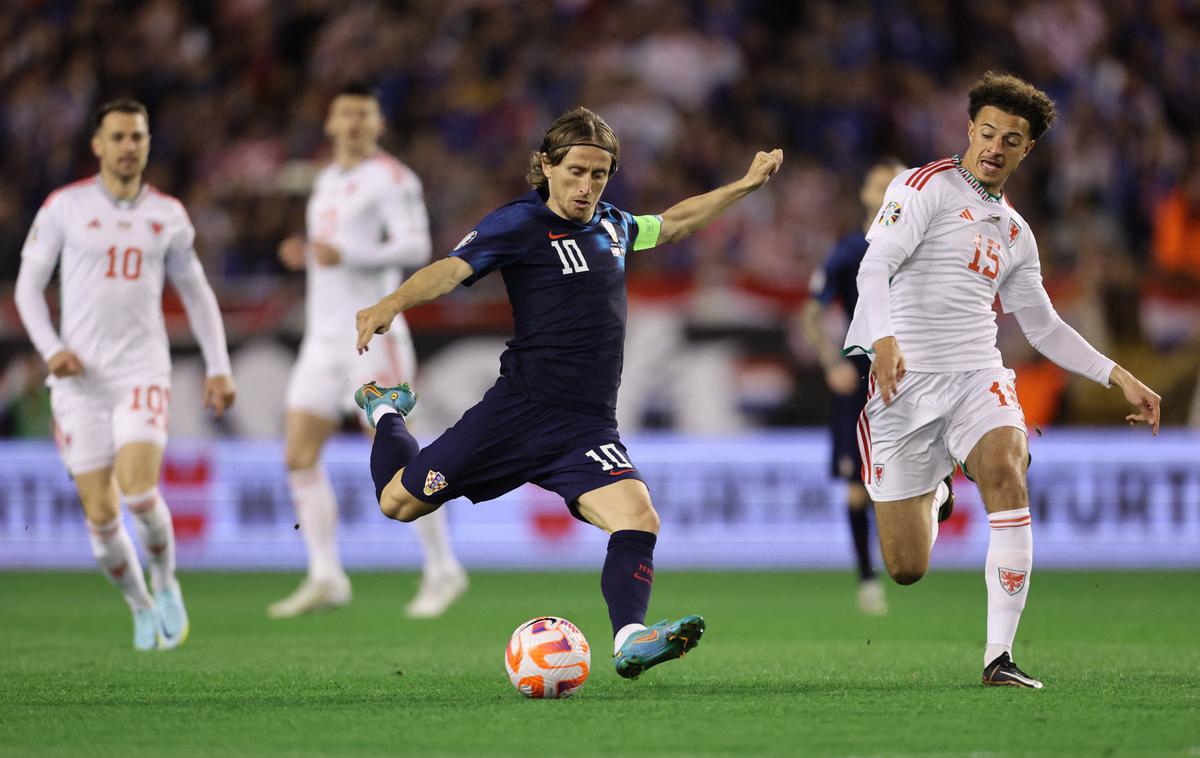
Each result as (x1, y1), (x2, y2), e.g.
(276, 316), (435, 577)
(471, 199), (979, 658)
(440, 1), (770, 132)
(451, 190), (661, 419)
(809, 232), (869, 320)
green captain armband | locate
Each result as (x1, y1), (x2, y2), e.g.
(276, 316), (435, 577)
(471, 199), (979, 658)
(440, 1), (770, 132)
(631, 214), (662, 251)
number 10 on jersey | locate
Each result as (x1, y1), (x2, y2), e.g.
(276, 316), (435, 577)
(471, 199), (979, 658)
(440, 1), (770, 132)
(552, 239), (589, 275)
(105, 245), (143, 280)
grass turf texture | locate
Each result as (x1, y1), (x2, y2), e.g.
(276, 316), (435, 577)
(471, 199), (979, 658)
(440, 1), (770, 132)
(1, 571), (1197, 757)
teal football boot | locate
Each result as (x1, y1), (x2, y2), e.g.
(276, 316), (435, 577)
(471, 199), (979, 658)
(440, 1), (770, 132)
(133, 606), (159, 651)
(613, 615), (705, 679)
(155, 586), (190, 650)
(354, 381), (418, 428)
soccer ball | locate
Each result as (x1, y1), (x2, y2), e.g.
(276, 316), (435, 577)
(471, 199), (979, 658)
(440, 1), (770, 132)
(504, 616), (591, 699)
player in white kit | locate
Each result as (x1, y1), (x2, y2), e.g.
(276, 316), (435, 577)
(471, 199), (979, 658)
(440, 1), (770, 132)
(268, 83), (467, 619)
(844, 73), (1161, 688)
(14, 99), (236, 651)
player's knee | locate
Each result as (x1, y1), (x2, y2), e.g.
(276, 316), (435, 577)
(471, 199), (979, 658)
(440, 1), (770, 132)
(976, 463), (1028, 508)
(889, 565), (927, 585)
(633, 504), (661, 535)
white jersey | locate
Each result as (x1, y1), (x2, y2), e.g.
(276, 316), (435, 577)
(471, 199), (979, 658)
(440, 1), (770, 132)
(304, 152), (431, 341)
(844, 156), (1052, 371)
(20, 177), (202, 385)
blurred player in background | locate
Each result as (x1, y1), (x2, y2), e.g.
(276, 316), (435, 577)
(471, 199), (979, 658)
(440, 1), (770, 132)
(269, 83), (467, 619)
(845, 73), (1161, 688)
(800, 158), (905, 616)
(14, 99), (236, 650)
(355, 108), (782, 679)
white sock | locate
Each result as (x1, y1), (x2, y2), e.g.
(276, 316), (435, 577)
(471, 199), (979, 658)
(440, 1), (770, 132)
(984, 507), (1033, 666)
(88, 516), (154, 611)
(613, 623), (647, 655)
(289, 466), (344, 583)
(413, 508), (464, 580)
(126, 487), (177, 594)
(372, 406), (398, 426)
(930, 480), (949, 547)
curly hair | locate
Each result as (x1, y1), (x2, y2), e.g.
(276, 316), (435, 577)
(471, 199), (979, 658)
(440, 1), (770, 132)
(968, 72), (1058, 141)
(526, 107), (619, 190)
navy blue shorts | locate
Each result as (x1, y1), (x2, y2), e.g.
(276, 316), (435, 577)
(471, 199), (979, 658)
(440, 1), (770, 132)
(829, 355), (871, 482)
(400, 378), (642, 518)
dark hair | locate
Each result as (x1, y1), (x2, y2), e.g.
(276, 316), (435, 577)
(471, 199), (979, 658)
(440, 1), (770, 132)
(526, 107), (619, 190)
(335, 81), (381, 101)
(91, 98), (149, 133)
(967, 72), (1058, 141)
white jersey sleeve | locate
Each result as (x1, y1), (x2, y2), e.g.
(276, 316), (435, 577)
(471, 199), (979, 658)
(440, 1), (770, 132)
(15, 198), (69, 361)
(165, 208), (232, 378)
(863, 169), (942, 260)
(844, 167), (945, 353)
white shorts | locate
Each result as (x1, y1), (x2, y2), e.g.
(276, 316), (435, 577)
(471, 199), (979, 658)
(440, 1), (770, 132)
(285, 328), (416, 420)
(857, 367), (1026, 501)
(50, 375), (171, 476)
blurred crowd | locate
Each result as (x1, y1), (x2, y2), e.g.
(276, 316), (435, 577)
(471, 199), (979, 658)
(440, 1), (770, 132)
(0, 0), (1198, 434)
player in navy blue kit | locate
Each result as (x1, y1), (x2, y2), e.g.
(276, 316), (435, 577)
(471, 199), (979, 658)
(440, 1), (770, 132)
(354, 107), (783, 678)
(799, 159), (904, 615)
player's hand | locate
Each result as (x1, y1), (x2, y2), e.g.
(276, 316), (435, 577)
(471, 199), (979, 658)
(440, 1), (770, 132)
(743, 149), (784, 191)
(870, 336), (905, 406)
(46, 350), (84, 378)
(356, 299), (397, 354)
(278, 236), (307, 271)
(1110, 365), (1161, 435)
(825, 359), (860, 395)
(311, 242), (342, 267)
(204, 374), (237, 418)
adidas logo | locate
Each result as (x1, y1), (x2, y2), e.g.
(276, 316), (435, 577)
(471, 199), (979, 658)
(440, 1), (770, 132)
(87, 218), (101, 229)
(959, 208), (975, 221)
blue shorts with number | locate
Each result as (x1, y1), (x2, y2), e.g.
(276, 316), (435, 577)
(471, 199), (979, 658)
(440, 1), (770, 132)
(400, 378), (643, 520)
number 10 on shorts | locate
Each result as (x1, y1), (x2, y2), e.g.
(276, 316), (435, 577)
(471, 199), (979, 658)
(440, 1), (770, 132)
(585, 444), (632, 471)
(989, 381), (1021, 409)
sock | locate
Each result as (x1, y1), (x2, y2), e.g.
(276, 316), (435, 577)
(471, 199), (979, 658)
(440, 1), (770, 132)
(601, 529), (656, 643)
(930, 480), (949, 547)
(613, 622), (647, 654)
(412, 507), (464, 580)
(371, 413), (420, 502)
(289, 465), (344, 583)
(848, 505), (875, 581)
(984, 507), (1033, 666)
(125, 488), (177, 594)
(88, 516), (154, 611)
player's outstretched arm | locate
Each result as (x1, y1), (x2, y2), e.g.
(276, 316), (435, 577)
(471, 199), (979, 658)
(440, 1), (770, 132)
(656, 149), (783, 245)
(356, 256), (475, 353)
(168, 256), (237, 417)
(1110, 365), (1161, 435)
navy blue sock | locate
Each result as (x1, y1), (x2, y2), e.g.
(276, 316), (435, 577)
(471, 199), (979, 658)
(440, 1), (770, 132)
(848, 505), (875, 580)
(370, 413), (420, 502)
(601, 529), (656, 636)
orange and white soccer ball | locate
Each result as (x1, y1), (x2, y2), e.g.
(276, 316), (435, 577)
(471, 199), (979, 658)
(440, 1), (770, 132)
(504, 616), (591, 699)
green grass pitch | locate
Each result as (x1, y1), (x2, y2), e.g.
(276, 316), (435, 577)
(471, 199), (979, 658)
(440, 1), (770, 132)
(1, 570), (1197, 757)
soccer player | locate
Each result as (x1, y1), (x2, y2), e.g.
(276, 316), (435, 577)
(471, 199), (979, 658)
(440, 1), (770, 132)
(14, 99), (236, 651)
(269, 83), (467, 619)
(844, 72), (1161, 688)
(800, 158), (905, 616)
(355, 107), (782, 678)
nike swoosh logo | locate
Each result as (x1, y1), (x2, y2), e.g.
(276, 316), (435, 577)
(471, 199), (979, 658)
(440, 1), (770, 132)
(609, 468), (636, 476)
(547, 232), (570, 239)
(159, 620), (175, 642)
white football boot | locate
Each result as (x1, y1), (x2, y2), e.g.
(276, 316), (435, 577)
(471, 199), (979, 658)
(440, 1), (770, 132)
(267, 575), (352, 618)
(856, 577), (888, 616)
(404, 569), (468, 619)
